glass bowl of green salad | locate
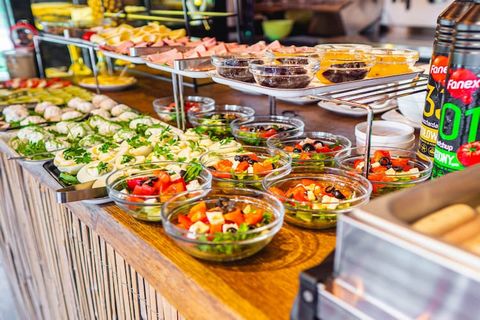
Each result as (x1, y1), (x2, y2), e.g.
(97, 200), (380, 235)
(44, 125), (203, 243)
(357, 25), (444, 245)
(263, 166), (371, 229)
(187, 104), (255, 139)
(162, 187), (284, 261)
(199, 145), (291, 190)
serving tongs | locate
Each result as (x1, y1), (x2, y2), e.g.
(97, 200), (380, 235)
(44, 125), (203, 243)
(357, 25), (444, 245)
(7, 147), (67, 161)
(56, 180), (108, 203)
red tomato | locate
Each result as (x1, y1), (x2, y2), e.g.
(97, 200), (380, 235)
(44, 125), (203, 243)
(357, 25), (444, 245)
(209, 223), (223, 234)
(82, 31), (96, 41)
(178, 215), (192, 229)
(371, 166), (387, 174)
(189, 201), (207, 216)
(211, 170), (232, 179)
(188, 210), (207, 223)
(127, 177), (145, 191)
(245, 211), (264, 225)
(214, 159), (233, 171)
(260, 129), (278, 138)
(133, 184), (155, 196)
(457, 141), (480, 167)
(268, 186), (286, 198)
(163, 181), (186, 194)
(353, 159), (364, 170)
(247, 153), (259, 161)
(224, 209), (245, 225)
(390, 158), (409, 167)
(235, 161), (249, 173)
(284, 146), (294, 152)
(253, 162), (273, 174)
(291, 186), (308, 202)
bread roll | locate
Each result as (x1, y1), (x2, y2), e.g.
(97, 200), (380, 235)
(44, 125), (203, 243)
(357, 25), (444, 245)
(412, 204), (476, 236)
(462, 234), (480, 255)
(441, 216), (480, 244)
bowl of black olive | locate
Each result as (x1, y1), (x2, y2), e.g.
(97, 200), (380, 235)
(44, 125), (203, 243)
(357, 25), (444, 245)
(248, 57), (320, 89)
(212, 54), (259, 82)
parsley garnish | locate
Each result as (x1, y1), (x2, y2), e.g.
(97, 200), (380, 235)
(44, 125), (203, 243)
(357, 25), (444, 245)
(99, 141), (118, 153)
(127, 135), (149, 148)
(96, 162), (108, 174)
(120, 154), (135, 164)
(63, 146), (92, 164)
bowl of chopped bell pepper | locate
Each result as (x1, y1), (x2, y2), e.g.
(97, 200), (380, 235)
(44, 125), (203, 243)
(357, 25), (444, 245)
(263, 166), (371, 229)
(267, 131), (351, 166)
(161, 187), (284, 261)
(199, 145), (291, 190)
(335, 147), (432, 197)
(106, 161), (212, 222)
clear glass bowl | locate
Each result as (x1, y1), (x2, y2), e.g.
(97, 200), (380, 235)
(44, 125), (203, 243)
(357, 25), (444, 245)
(368, 48), (420, 77)
(187, 104), (255, 139)
(267, 131), (352, 166)
(199, 145), (291, 190)
(153, 96), (215, 126)
(211, 54), (259, 82)
(106, 161), (212, 222)
(315, 45), (374, 84)
(334, 147), (432, 198)
(161, 188), (284, 261)
(263, 166), (372, 229)
(249, 57), (320, 89)
(230, 115), (305, 146)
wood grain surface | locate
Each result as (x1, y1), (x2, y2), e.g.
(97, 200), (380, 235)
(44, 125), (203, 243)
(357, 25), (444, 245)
(1, 76), (374, 319)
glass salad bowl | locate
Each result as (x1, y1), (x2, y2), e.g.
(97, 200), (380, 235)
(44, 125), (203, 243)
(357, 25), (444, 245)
(153, 96), (215, 126)
(161, 187), (284, 261)
(263, 166), (372, 229)
(211, 54), (259, 82)
(335, 147), (433, 198)
(187, 104), (255, 139)
(199, 145), (291, 190)
(368, 48), (420, 78)
(230, 115), (305, 146)
(106, 161), (212, 222)
(266, 131), (351, 166)
(248, 57), (320, 89)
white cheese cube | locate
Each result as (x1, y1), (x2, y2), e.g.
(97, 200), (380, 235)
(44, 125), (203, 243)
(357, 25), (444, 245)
(188, 221), (209, 234)
(169, 173), (181, 181)
(385, 168), (396, 175)
(206, 210), (225, 225)
(144, 198), (158, 204)
(186, 180), (201, 191)
(307, 191), (316, 201)
(247, 166), (254, 174)
(409, 167), (420, 178)
(312, 203), (325, 210)
(371, 162), (380, 168)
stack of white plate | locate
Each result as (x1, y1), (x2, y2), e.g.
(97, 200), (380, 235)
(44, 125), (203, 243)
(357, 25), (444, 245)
(355, 120), (416, 150)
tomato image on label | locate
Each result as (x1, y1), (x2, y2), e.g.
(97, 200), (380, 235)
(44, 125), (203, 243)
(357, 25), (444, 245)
(430, 55), (449, 86)
(457, 141), (480, 167)
(446, 68), (480, 105)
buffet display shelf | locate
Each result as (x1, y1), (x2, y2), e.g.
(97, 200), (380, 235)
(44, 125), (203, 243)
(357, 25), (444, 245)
(0, 79), (345, 320)
(101, 50), (147, 65)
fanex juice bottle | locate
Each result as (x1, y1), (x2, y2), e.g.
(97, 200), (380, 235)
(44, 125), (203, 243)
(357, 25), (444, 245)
(433, 3), (480, 177)
(418, 0), (474, 161)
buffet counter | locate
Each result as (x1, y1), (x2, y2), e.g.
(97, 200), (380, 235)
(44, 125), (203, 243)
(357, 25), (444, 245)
(0, 77), (363, 320)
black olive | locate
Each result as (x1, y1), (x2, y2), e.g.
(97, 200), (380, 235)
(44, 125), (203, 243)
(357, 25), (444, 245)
(258, 126), (265, 131)
(248, 159), (257, 165)
(226, 227), (237, 233)
(379, 157), (391, 166)
(302, 143), (315, 152)
(249, 127), (256, 132)
(179, 170), (186, 177)
(333, 190), (346, 200)
(313, 140), (323, 147)
(234, 155), (242, 162)
(392, 166), (404, 172)
(277, 127), (286, 132)
(325, 185), (335, 193)
(293, 148), (302, 153)
(216, 197), (230, 208)
(248, 225), (256, 230)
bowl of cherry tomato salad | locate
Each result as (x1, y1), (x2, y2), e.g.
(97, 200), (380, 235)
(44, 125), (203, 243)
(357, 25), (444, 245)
(106, 162), (212, 222)
(267, 131), (351, 166)
(230, 115), (305, 146)
(161, 188), (284, 261)
(335, 147), (433, 197)
(199, 146), (291, 190)
(153, 96), (215, 126)
(187, 104), (255, 139)
(263, 166), (371, 229)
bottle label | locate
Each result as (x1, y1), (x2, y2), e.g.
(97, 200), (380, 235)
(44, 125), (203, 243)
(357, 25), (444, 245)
(418, 55), (449, 160)
(433, 66), (480, 178)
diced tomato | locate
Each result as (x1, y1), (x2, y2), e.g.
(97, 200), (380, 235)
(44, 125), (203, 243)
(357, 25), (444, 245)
(239, 125), (250, 132)
(224, 209), (245, 225)
(155, 170), (172, 184)
(163, 181), (187, 194)
(294, 143), (303, 150)
(368, 173), (394, 183)
(268, 186), (286, 198)
(373, 150), (391, 162)
(247, 153), (259, 161)
(133, 184), (155, 196)
(253, 162), (273, 174)
(371, 166), (387, 174)
(353, 159), (364, 170)
(185, 101), (200, 112)
(209, 223), (223, 234)
(127, 177), (145, 191)
(235, 161), (249, 173)
(316, 146), (331, 153)
(284, 146), (294, 152)
(177, 215), (192, 229)
(245, 210), (264, 225)
(260, 129), (278, 138)
(214, 159), (233, 171)
(287, 185), (308, 202)
(211, 170), (232, 179)
(403, 165), (412, 171)
(126, 196), (144, 210)
(331, 145), (343, 152)
(390, 158), (409, 167)
(188, 210), (207, 223)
